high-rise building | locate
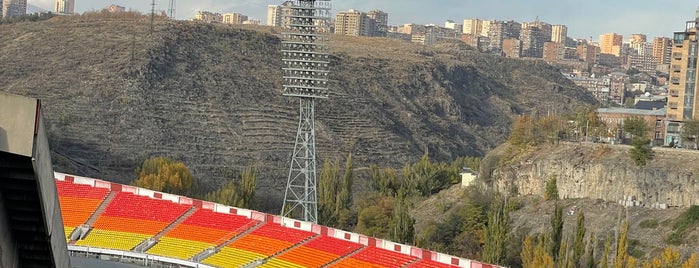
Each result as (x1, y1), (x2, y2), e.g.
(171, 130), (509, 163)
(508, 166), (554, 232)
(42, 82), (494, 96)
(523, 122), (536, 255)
(2, 0), (26, 18)
(502, 38), (522, 58)
(367, 10), (388, 37)
(576, 43), (599, 64)
(600, 33), (623, 56)
(630, 34), (647, 44)
(543, 42), (565, 61)
(481, 20), (493, 37)
(444, 20), (462, 33)
(666, 15), (699, 145)
(463, 18), (482, 35)
(653, 37), (672, 65)
(520, 20), (550, 58)
(223, 13), (248, 24)
(487, 20), (520, 52)
(335, 10), (371, 36)
(267, 5), (281, 26)
(551, 25), (567, 44)
(55, 0), (74, 14)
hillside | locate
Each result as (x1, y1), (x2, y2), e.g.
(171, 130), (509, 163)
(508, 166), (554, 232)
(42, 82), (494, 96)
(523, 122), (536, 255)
(0, 14), (596, 209)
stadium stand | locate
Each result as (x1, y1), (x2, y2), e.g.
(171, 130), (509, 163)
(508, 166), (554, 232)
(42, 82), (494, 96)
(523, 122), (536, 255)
(56, 173), (504, 268)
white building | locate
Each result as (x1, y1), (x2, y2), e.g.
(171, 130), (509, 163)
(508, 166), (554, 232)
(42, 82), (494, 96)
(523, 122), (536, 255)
(55, 0), (74, 14)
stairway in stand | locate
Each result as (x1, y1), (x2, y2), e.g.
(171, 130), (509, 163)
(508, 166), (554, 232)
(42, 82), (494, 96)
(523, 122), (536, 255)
(68, 190), (117, 245)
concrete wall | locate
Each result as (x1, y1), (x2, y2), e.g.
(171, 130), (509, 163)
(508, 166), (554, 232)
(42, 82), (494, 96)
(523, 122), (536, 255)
(33, 112), (71, 268)
(0, 93), (37, 157)
(0, 191), (19, 268)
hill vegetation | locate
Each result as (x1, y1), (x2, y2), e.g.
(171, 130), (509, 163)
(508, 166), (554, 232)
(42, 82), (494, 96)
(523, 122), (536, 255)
(0, 13), (596, 210)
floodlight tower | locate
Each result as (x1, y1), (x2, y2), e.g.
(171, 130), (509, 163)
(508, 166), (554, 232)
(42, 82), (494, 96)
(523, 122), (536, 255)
(280, 0), (331, 223)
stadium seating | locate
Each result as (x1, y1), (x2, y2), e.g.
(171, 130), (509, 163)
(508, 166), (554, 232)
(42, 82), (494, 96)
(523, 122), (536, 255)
(74, 229), (150, 251)
(202, 247), (266, 268)
(56, 180), (109, 228)
(56, 176), (502, 268)
(147, 209), (259, 259)
(333, 246), (417, 268)
(269, 235), (363, 267)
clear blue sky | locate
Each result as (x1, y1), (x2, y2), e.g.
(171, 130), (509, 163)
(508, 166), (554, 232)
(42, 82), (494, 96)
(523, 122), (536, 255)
(29, 0), (699, 40)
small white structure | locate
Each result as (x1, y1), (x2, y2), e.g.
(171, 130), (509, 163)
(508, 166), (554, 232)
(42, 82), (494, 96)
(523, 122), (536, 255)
(460, 168), (477, 188)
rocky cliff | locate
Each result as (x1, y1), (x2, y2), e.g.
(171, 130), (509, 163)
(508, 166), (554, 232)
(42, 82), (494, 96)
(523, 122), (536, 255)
(0, 15), (597, 209)
(484, 142), (699, 208)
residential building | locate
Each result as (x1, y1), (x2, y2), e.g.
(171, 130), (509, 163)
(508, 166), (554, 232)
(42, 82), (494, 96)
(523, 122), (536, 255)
(609, 72), (628, 106)
(597, 107), (666, 145)
(551, 24), (567, 44)
(543, 42), (565, 62)
(367, 10), (388, 36)
(569, 75), (609, 103)
(630, 34), (647, 44)
(520, 20), (551, 58)
(463, 18), (482, 35)
(480, 20), (493, 37)
(335, 10), (372, 36)
(266, 5), (281, 26)
(444, 20), (462, 33)
(666, 16), (699, 145)
(653, 37), (672, 65)
(487, 20), (520, 52)
(2, 0), (26, 18)
(105, 4), (125, 13)
(223, 13), (248, 24)
(195, 11), (223, 23)
(626, 43), (656, 73)
(55, 0), (74, 14)
(600, 32), (623, 56)
(502, 38), (521, 58)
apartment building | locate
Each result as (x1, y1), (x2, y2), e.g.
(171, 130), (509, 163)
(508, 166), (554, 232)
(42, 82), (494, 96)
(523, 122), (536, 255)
(487, 20), (520, 52)
(463, 18), (480, 35)
(666, 16), (699, 145)
(502, 38), (522, 58)
(367, 10), (388, 36)
(266, 5), (281, 26)
(223, 13), (248, 24)
(2, 0), (26, 18)
(653, 37), (672, 65)
(543, 42), (565, 62)
(55, 0), (74, 15)
(194, 11), (223, 23)
(600, 33), (623, 56)
(335, 10), (372, 36)
(105, 4), (125, 13)
(551, 25), (567, 44)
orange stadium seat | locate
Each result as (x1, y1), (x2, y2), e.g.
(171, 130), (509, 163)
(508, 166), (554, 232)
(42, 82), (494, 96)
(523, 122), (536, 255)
(347, 246), (417, 268)
(229, 234), (293, 256)
(303, 235), (363, 255)
(329, 257), (385, 268)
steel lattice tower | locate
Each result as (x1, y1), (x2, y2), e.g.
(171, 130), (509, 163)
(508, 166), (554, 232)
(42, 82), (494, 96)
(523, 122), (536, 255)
(280, 0), (331, 223)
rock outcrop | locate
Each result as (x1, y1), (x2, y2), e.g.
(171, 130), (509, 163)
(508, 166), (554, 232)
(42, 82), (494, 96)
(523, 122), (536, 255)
(485, 142), (699, 208)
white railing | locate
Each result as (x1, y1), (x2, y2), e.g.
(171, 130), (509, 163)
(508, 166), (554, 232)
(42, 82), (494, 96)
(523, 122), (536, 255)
(67, 245), (216, 268)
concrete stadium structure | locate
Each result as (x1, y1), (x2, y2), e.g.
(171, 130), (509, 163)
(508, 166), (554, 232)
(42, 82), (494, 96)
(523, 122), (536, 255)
(0, 92), (71, 267)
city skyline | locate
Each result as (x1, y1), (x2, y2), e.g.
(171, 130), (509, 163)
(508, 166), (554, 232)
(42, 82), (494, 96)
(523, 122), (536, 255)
(27, 0), (699, 40)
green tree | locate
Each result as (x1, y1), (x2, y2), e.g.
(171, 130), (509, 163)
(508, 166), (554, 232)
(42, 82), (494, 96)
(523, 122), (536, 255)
(132, 157), (197, 197)
(521, 235), (536, 268)
(573, 212), (587, 267)
(389, 191), (415, 244)
(483, 197), (510, 265)
(509, 115), (537, 147)
(630, 138), (653, 166)
(601, 234), (611, 268)
(336, 153), (355, 228)
(551, 203), (564, 262)
(585, 232), (596, 268)
(204, 166), (257, 208)
(681, 119), (699, 149)
(545, 175), (559, 201)
(318, 159), (340, 226)
(614, 221), (629, 268)
(623, 116), (649, 139)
